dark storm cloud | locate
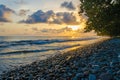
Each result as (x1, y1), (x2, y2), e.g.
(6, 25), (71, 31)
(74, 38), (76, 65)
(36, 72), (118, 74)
(20, 10), (79, 25)
(0, 4), (14, 22)
(61, 1), (76, 10)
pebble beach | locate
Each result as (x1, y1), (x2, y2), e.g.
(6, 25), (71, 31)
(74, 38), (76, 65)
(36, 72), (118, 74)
(0, 37), (120, 80)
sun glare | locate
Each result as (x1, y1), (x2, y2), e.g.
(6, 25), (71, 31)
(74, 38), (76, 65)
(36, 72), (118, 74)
(68, 26), (79, 31)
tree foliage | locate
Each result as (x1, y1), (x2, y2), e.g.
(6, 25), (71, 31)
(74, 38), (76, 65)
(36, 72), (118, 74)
(79, 0), (120, 36)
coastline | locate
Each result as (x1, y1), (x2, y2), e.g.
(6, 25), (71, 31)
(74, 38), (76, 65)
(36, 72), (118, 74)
(0, 37), (120, 80)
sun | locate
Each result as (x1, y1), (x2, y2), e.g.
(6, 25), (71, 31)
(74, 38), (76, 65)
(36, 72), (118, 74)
(68, 26), (79, 31)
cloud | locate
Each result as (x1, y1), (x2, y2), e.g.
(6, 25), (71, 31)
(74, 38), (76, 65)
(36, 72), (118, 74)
(32, 27), (39, 31)
(61, 1), (76, 10)
(0, 29), (5, 32)
(0, 4), (14, 22)
(18, 9), (30, 16)
(0, 22), (4, 25)
(41, 27), (72, 33)
(20, 10), (79, 25)
(51, 12), (78, 24)
(20, 10), (54, 23)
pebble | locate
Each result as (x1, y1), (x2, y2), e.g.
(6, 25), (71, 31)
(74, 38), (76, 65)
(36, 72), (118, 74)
(99, 73), (113, 80)
(73, 73), (84, 79)
(88, 74), (96, 80)
(0, 38), (120, 80)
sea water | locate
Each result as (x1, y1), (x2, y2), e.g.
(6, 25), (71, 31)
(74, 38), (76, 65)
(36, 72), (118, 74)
(0, 36), (101, 74)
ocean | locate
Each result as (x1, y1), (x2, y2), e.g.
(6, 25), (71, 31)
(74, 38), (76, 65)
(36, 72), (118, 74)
(0, 36), (101, 74)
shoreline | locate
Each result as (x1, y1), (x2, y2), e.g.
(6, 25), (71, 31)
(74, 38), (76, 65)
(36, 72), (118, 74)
(0, 38), (120, 80)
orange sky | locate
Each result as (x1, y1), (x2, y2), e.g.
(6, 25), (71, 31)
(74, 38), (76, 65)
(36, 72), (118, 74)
(0, 0), (91, 36)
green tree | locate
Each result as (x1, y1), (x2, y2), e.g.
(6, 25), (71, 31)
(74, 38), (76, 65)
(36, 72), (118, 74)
(79, 0), (120, 36)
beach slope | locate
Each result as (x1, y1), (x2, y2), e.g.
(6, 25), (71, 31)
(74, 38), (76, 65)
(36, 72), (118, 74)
(1, 38), (120, 80)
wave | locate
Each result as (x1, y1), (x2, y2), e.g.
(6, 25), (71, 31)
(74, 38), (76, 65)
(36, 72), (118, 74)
(0, 37), (97, 48)
(0, 44), (80, 55)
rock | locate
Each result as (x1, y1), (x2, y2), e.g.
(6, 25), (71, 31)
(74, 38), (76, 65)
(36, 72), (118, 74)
(110, 59), (119, 67)
(1, 38), (120, 80)
(55, 65), (60, 69)
(88, 74), (96, 80)
(84, 70), (89, 76)
(91, 65), (100, 73)
(28, 74), (33, 80)
(40, 78), (46, 80)
(7, 77), (14, 80)
(99, 73), (113, 80)
(76, 73), (84, 78)
(68, 72), (72, 76)
(72, 73), (84, 80)
(116, 70), (120, 75)
(92, 65), (100, 70)
(107, 69), (113, 74)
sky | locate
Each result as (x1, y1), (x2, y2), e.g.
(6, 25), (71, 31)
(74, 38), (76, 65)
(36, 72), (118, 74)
(0, 0), (88, 36)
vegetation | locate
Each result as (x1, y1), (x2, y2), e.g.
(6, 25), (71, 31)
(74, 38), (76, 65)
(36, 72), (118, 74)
(79, 0), (120, 36)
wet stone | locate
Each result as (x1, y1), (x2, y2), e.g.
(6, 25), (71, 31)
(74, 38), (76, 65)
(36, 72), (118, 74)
(88, 74), (96, 80)
(99, 73), (113, 80)
(0, 38), (120, 80)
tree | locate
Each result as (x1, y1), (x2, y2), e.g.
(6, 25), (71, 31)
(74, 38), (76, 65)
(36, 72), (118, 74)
(79, 0), (120, 36)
